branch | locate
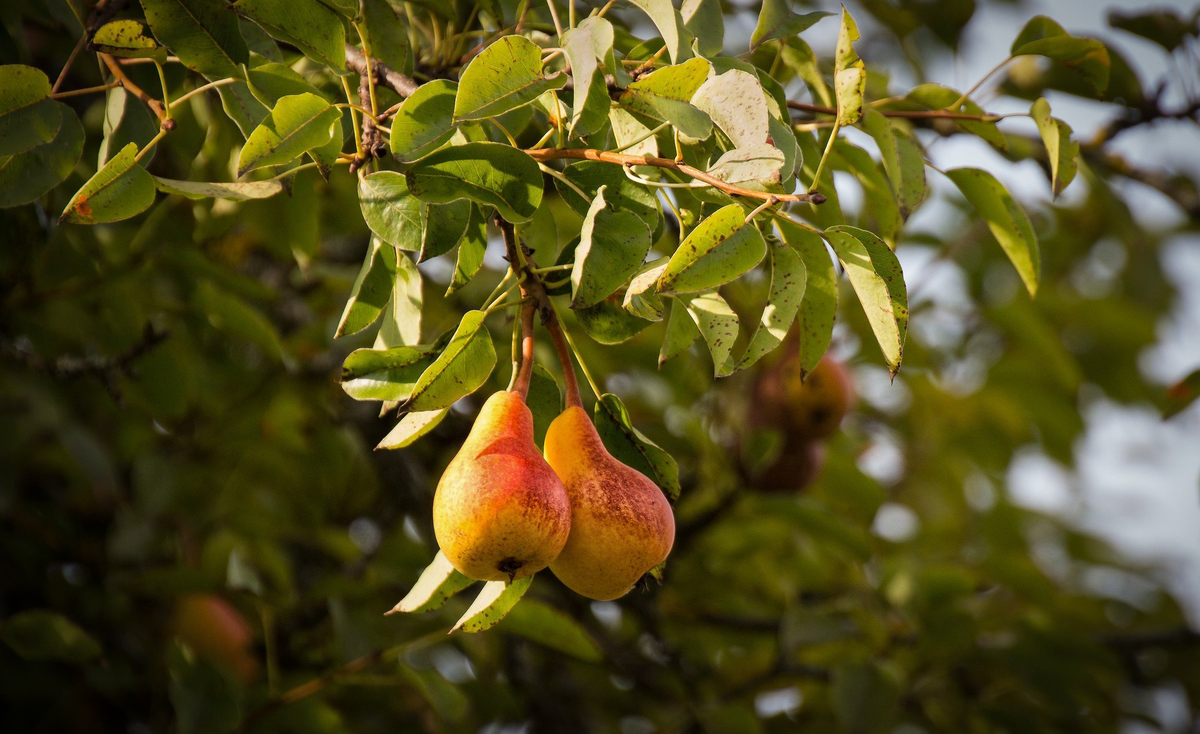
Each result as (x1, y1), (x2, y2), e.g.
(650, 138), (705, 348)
(344, 44), (419, 100)
(357, 70), (387, 160)
(99, 53), (168, 123)
(525, 148), (826, 204)
(1, 324), (168, 401)
(787, 99), (1003, 122)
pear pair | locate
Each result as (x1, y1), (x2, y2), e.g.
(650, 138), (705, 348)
(432, 390), (674, 600)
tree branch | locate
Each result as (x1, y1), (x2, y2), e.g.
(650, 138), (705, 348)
(787, 99), (1004, 122)
(344, 44), (419, 100)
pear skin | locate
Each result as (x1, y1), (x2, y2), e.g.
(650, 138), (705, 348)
(545, 406), (675, 600)
(433, 391), (571, 581)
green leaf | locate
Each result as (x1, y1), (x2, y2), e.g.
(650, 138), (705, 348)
(60, 143), (156, 224)
(728, 244), (805, 375)
(497, 600), (603, 662)
(418, 199), (472, 263)
(1165, 368), (1200, 419)
(707, 144), (786, 184)
(681, 0), (724, 57)
(832, 661), (899, 734)
(359, 171), (423, 250)
(152, 176), (285, 200)
(777, 219), (835, 376)
(609, 107), (659, 159)
(389, 80), (458, 162)
(594, 393), (680, 500)
(405, 310), (496, 411)
(142, 0), (249, 77)
(750, 0), (831, 51)
(575, 299), (654, 344)
(360, 0), (413, 76)
(237, 93), (340, 175)
(387, 551), (473, 613)
(824, 225), (908, 376)
(0, 103), (83, 209)
(232, 0), (346, 71)
(447, 206), (488, 296)
(945, 167), (1040, 296)
(376, 408), (449, 449)
(860, 109), (927, 220)
(684, 292), (740, 376)
(619, 58), (713, 140)
(572, 186), (653, 309)
(1030, 97), (1078, 197)
(341, 345), (437, 401)
(627, 0), (694, 63)
(658, 299), (699, 367)
(562, 17), (615, 137)
(374, 252), (423, 348)
(555, 161), (663, 242)
(835, 140), (902, 246)
(692, 70), (769, 148)
(834, 7), (865, 126)
(451, 576), (532, 633)
(782, 37), (834, 108)
(0, 65), (61, 156)
(193, 280), (284, 359)
(527, 364), (562, 450)
(623, 258), (668, 322)
(245, 62), (321, 106)
(217, 81), (269, 138)
(905, 84), (1006, 151)
(406, 142), (543, 223)
(1011, 15), (1109, 93)
(1, 610), (101, 664)
(336, 237), (397, 338)
(99, 88), (157, 169)
(453, 36), (567, 123)
(1109, 8), (1195, 53)
(91, 19), (167, 60)
(657, 204), (767, 294)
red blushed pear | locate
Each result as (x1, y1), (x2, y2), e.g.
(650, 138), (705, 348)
(543, 328), (675, 600)
(432, 304), (572, 581)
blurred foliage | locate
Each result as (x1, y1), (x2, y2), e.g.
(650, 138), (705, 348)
(2, 1), (1200, 733)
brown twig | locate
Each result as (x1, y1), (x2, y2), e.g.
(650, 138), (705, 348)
(344, 44), (419, 98)
(525, 148), (826, 204)
(1, 324), (168, 401)
(786, 99), (1004, 121)
(357, 71), (387, 160)
(99, 53), (167, 122)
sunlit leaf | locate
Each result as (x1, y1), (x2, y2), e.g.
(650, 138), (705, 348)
(833, 8), (865, 126)
(92, 20), (167, 61)
(389, 80), (459, 163)
(824, 225), (908, 376)
(572, 186), (653, 309)
(681, 0), (724, 56)
(406, 143), (543, 222)
(376, 408), (450, 449)
(60, 142), (156, 224)
(454, 36), (567, 122)
(447, 206), (488, 295)
(386, 551), (473, 612)
(684, 291), (740, 376)
(374, 252), (423, 348)
(777, 218), (835, 377)
(341, 345), (437, 402)
(627, 0), (694, 64)
(905, 84), (1006, 151)
(142, 0), (249, 77)
(152, 176), (285, 200)
(861, 109), (927, 220)
(707, 144), (786, 184)
(237, 93), (340, 175)
(750, 0), (830, 50)
(619, 58), (712, 140)
(728, 244), (806, 375)
(1030, 97), (1078, 197)
(404, 310), (496, 411)
(594, 393), (680, 500)
(657, 204), (767, 294)
(451, 576), (532, 633)
(945, 167), (1040, 296)
(336, 237), (398, 338)
(232, 0), (346, 71)
(692, 70), (769, 148)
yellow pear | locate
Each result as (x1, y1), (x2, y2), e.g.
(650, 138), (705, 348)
(545, 406), (675, 600)
(433, 390), (571, 581)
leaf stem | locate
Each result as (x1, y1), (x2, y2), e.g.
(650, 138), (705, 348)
(807, 119), (841, 194)
(133, 129), (168, 164)
(50, 82), (121, 99)
(539, 164), (592, 204)
(171, 77), (238, 107)
(545, 0), (564, 37)
(744, 196), (780, 224)
(532, 263), (573, 274)
(613, 121), (670, 153)
(341, 76), (366, 162)
(947, 55), (1014, 111)
(152, 60), (172, 120)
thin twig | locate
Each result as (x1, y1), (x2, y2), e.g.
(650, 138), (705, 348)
(99, 53), (167, 121)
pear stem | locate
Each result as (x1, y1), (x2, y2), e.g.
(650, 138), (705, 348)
(511, 299), (536, 400)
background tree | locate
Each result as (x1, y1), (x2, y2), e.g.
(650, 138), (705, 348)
(2, 0), (1199, 732)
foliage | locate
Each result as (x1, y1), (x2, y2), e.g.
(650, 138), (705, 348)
(1, 0), (1199, 732)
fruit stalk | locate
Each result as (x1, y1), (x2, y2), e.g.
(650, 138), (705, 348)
(511, 299), (536, 399)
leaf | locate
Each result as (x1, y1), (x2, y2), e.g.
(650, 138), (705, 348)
(623, 258), (668, 322)
(152, 176), (285, 200)
(657, 204), (767, 294)
(658, 299), (699, 367)
(232, 0), (346, 71)
(99, 88), (157, 169)
(562, 17), (615, 137)
(406, 142), (543, 223)
(905, 84), (1006, 151)
(389, 80), (458, 163)
(418, 200), (472, 263)
(60, 143), (156, 224)
(609, 107), (659, 159)
(386, 551), (473, 613)
(0, 64), (61, 156)
(751, 0), (831, 50)
(860, 109), (926, 220)
(405, 310), (496, 411)
(374, 252), (423, 348)
(341, 345), (437, 401)
(91, 20), (167, 60)
(824, 225), (908, 376)
(527, 364), (562, 450)
(619, 58), (713, 140)
(237, 93), (340, 175)
(594, 393), (680, 500)
(1011, 15), (1109, 93)
(555, 161), (663, 241)
(777, 219), (835, 376)
(1108, 8), (1195, 53)
(692, 70), (769, 149)
(572, 186), (653, 309)
(1030, 98), (1078, 197)
(194, 280), (284, 359)
(707, 144), (786, 184)
(575, 298), (654, 344)
(0, 103), (84, 209)
(359, 172), (423, 250)
(729, 244), (805, 375)
(1, 610), (101, 663)
(217, 81), (269, 138)
(245, 62), (321, 106)
(681, 0), (724, 57)
(447, 206), (488, 295)
(684, 292), (740, 376)
(834, 7), (865, 126)
(336, 237), (397, 338)
(945, 167), (1040, 296)
(835, 140), (901, 246)
(451, 576), (533, 633)
(497, 600), (603, 662)
(453, 36), (566, 123)
(376, 408), (449, 449)
(832, 661), (899, 734)
(360, 0), (413, 76)
(782, 37), (834, 108)
(142, 0), (249, 77)
(1164, 368), (1200, 419)
(627, 0), (694, 64)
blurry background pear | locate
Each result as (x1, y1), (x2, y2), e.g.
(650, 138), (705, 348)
(433, 390), (571, 581)
(545, 405), (675, 600)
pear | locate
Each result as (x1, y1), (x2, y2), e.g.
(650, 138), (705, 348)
(433, 390), (572, 581)
(545, 406), (675, 600)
